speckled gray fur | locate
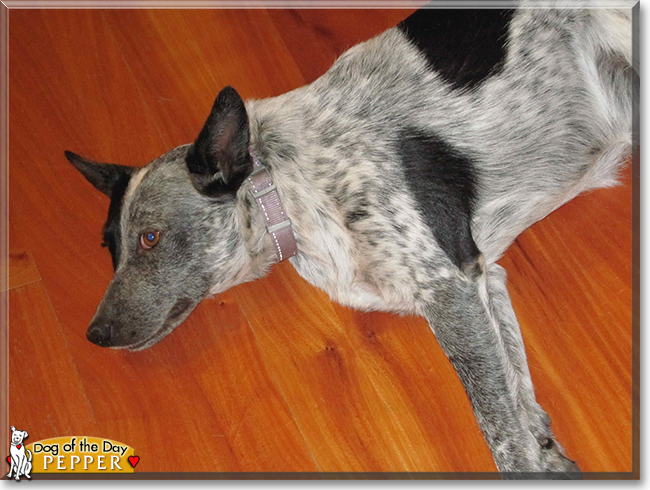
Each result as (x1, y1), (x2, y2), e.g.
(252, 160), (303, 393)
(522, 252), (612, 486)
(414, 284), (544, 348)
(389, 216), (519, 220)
(68, 7), (634, 478)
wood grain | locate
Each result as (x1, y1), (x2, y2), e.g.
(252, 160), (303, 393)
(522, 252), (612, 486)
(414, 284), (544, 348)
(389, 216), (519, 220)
(7, 8), (634, 477)
(9, 281), (97, 441)
(4, 251), (41, 291)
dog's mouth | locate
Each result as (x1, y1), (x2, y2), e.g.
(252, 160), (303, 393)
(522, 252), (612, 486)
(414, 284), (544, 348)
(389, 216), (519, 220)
(124, 298), (195, 352)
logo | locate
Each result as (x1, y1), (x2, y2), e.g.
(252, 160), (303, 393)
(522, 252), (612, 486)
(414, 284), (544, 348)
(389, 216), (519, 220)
(6, 427), (32, 481)
(7, 429), (139, 478)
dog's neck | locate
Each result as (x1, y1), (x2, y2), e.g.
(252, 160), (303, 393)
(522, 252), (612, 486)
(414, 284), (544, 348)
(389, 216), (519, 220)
(236, 92), (353, 285)
(245, 148), (298, 263)
(229, 149), (294, 283)
(208, 145), (291, 295)
(241, 98), (308, 253)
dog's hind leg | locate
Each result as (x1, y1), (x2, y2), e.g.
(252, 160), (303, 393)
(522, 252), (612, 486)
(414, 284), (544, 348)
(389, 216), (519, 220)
(483, 263), (580, 476)
(423, 261), (580, 478)
(24, 451), (32, 479)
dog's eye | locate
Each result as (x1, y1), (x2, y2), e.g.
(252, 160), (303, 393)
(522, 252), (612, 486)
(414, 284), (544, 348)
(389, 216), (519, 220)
(140, 231), (160, 250)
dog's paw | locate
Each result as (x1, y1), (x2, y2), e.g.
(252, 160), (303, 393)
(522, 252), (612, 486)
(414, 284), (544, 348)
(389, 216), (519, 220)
(498, 430), (582, 480)
(538, 437), (582, 479)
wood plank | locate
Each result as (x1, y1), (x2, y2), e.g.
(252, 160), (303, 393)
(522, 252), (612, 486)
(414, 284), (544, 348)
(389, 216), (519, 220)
(9, 282), (97, 441)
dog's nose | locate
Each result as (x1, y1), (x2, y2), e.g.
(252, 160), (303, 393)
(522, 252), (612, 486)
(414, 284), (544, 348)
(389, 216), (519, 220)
(87, 322), (112, 347)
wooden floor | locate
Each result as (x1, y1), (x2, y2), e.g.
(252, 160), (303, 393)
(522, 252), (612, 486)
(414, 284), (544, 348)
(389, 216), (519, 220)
(5, 9), (635, 476)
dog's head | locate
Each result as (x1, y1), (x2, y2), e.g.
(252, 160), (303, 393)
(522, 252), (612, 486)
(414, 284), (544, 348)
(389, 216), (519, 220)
(66, 87), (257, 350)
(11, 426), (28, 445)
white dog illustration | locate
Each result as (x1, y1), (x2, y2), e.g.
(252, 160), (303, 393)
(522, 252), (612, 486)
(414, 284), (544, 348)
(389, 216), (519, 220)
(7, 426), (32, 480)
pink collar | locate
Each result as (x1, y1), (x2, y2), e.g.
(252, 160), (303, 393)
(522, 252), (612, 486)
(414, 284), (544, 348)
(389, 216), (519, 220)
(246, 150), (298, 262)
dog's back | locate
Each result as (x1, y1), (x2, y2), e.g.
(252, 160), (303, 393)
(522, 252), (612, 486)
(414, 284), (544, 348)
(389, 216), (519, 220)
(461, 8), (634, 259)
(390, 8), (634, 262)
(398, 8), (634, 260)
(245, 8), (634, 311)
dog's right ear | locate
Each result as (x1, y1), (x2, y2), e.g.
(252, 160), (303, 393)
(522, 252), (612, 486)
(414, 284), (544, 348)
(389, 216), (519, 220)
(186, 86), (252, 196)
(64, 151), (135, 197)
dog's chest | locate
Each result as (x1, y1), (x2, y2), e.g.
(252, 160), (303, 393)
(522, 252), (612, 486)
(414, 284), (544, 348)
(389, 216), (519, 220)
(10, 445), (25, 457)
(286, 175), (448, 315)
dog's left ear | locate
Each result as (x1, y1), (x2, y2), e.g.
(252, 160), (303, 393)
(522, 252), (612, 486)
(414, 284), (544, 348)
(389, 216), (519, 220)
(186, 86), (252, 196)
(21, 431), (28, 439)
(65, 151), (135, 197)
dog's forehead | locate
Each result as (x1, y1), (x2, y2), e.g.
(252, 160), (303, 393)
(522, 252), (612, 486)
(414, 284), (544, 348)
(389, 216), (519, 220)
(121, 144), (219, 233)
(142, 144), (192, 186)
(130, 145), (196, 208)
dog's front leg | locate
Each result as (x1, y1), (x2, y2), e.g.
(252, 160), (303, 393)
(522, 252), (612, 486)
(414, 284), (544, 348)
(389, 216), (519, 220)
(423, 267), (580, 478)
(17, 458), (26, 479)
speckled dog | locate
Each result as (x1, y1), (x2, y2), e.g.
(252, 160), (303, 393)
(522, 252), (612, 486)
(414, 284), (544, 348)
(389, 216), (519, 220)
(65, 7), (634, 478)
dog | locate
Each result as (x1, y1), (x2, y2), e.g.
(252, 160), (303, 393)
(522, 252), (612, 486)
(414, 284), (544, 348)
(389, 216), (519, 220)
(64, 6), (635, 478)
(7, 426), (32, 480)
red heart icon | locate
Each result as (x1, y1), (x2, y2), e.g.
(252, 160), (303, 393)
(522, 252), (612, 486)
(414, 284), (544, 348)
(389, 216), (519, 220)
(128, 455), (139, 468)
(16, 445), (21, 449)
(6, 456), (10, 464)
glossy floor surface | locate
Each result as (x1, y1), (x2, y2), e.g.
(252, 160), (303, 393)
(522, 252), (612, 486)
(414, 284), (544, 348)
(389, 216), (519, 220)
(6, 8), (636, 476)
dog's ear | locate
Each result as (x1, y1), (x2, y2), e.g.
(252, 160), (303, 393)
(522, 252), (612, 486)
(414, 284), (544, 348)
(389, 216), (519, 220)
(186, 86), (252, 196)
(65, 151), (135, 197)
(21, 431), (28, 439)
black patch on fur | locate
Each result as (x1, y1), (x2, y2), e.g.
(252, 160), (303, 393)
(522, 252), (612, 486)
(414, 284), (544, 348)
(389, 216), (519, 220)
(397, 128), (480, 270)
(102, 172), (132, 270)
(398, 8), (514, 91)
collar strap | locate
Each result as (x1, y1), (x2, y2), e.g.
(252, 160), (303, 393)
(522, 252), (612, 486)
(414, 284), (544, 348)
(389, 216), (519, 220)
(246, 150), (298, 262)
